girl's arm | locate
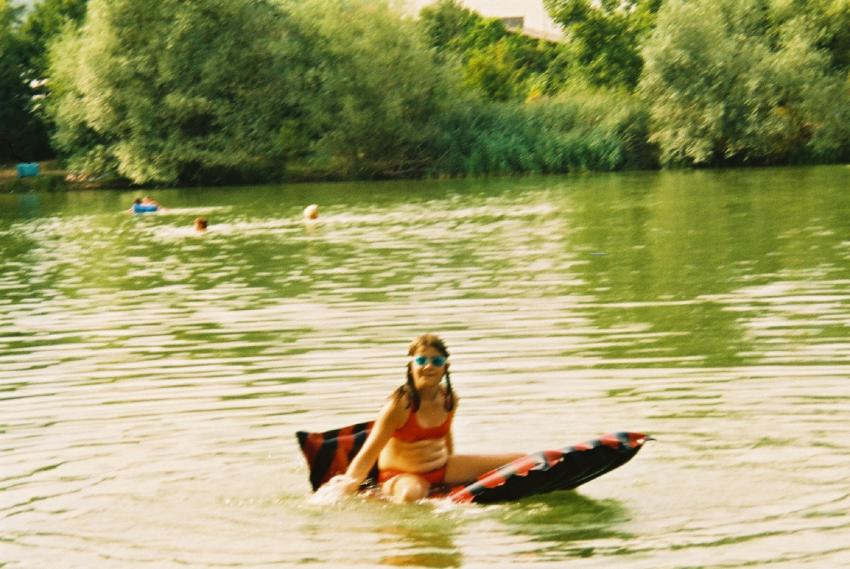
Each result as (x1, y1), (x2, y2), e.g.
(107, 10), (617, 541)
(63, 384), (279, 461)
(330, 396), (406, 493)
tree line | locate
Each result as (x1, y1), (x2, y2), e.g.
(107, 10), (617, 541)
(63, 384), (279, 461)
(3, 0), (850, 186)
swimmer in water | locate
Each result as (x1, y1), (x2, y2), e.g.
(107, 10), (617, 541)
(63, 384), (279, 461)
(129, 197), (158, 214)
(303, 204), (319, 220)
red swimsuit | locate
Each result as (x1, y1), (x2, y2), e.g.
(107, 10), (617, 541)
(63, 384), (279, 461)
(378, 408), (454, 484)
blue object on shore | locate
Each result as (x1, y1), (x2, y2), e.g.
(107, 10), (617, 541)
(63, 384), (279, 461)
(16, 163), (40, 178)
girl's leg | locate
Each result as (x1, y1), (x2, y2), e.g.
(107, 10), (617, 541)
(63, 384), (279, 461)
(444, 453), (525, 484)
(382, 473), (430, 503)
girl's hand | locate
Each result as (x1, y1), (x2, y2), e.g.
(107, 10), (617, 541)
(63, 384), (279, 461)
(309, 474), (360, 504)
(327, 474), (360, 493)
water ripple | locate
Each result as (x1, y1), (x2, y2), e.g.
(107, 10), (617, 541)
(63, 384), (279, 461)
(3, 170), (850, 567)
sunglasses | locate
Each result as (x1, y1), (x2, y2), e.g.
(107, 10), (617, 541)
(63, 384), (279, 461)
(411, 355), (447, 367)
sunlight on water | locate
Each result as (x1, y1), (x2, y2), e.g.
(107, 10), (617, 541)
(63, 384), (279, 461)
(2, 167), (850, 568)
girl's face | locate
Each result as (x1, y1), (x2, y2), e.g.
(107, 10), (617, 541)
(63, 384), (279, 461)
(410, 346), (448, 390)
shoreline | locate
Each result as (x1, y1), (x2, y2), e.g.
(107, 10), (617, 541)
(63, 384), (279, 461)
(3, 161), (843, 193)
(0, 162), (117, 193)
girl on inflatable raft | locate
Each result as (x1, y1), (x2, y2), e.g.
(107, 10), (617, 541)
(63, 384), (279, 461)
(319, 334), (523, 503)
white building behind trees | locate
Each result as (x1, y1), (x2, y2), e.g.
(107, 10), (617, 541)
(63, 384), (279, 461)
(406, 0), (563, 41)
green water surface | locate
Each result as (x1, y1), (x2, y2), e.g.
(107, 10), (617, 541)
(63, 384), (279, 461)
(1, 165), (849, 568)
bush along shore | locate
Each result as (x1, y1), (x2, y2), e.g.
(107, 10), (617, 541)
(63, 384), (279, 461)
(0, 162), (130, 192)
(4, 0), (850, 189)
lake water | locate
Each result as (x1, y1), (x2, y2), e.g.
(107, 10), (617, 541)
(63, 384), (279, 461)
(2, 166), (849, 568)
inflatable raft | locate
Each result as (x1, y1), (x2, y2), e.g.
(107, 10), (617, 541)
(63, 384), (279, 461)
(297, 422), (648, 504)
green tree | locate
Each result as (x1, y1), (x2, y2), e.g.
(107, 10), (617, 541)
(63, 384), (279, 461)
(0, 0), (52, 161)
(462, 40), (526, 101)
(544, 0), (662, 89)
(640, 0), (849, 165)
(1, 0), (24, 160)
(771, 0), (850, 73)
(419, 0), (573, 101)
(289, 0), (456, 178)
(18, 0), (87, 78)
(8, 0), (90, 163)
(419, 0), (510, 57)
(46, 0), (305, 184)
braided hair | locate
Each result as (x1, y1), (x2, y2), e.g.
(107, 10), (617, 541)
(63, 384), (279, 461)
(395, 333), (455, 412)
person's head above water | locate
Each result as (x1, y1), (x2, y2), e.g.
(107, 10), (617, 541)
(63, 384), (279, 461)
(303, 204), (319, 220)
(194, 217), (208, 232)
(399, 333), (454, 412)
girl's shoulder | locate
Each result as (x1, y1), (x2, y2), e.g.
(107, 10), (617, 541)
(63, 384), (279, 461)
(383, 384), (458, 414)
(382, 386), (414, 418)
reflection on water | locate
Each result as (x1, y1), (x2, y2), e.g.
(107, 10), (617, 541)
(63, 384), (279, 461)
(378, 517), (462, 568)
(497, 493), (631, 560)
(2, 166), (850, 568)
